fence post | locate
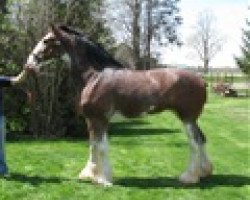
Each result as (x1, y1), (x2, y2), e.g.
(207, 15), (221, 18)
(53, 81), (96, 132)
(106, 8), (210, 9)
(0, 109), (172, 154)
(0, 76), (11, 176)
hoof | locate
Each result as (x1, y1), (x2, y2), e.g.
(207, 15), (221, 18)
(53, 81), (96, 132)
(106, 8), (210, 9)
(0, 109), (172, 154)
(93, 177), (113, 187)
(79, 170), (113, 187)
(78, 174), (90, 180)
(78, 168), (94, 180)
(179, 171), (200, 184)
(200, 162), (213, 178)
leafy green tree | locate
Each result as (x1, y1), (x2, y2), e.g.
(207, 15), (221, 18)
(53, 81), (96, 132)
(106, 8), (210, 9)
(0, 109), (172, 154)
(0, 1), (30, 134)
(1, 0), (116, 137)
(22, 0), (116, 137)
(235, 20), (250, 75)
(143, 0), (182, 69)
(0, 0), (7, 14)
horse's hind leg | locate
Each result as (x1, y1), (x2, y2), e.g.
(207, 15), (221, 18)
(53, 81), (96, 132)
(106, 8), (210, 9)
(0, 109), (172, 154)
(179, 121), (213, 184)
(79, 118), (112, 186)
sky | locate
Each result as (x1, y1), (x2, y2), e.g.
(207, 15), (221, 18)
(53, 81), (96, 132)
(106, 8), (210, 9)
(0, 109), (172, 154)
(160, 0), (248, 67)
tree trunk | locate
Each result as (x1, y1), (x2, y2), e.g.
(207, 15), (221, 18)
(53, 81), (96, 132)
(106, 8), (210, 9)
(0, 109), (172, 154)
(204, 59), (209, 73)
(145, 0), (152, 70)
(132, 0), (141, 69)
(203, 39), (209, 73)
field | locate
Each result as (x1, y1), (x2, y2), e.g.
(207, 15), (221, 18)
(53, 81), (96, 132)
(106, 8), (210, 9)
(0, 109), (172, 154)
(0, 92), (249, 200)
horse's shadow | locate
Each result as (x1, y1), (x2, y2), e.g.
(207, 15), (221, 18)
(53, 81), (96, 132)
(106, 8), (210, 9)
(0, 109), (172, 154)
(3, 173), (69, 186)
(3, 173), (250, 189)
(110, 120), (181, 136)
(115, 174), (250, 189)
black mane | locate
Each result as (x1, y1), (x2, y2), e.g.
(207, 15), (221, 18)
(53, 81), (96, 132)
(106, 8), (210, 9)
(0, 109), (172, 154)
(59, 25), (83, 36)
(59, 25), (124, 69)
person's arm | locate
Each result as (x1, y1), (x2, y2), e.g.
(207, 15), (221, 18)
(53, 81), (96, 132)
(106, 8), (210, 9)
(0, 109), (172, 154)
(9, 70), (28, 86)
(0, 76), (11, 87)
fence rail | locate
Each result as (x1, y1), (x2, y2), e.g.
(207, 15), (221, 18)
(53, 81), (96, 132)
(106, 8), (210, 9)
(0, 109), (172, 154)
(158, 65), (244, 74)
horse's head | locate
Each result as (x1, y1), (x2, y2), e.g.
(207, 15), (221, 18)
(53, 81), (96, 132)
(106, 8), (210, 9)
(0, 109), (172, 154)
(26, 24), (124, 73)
(26, 25), (72, 72)
(10, 25), (78, 107)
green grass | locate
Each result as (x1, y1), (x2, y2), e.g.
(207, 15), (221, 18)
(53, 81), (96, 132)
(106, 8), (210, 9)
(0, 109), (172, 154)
(1, 92), (249, 200)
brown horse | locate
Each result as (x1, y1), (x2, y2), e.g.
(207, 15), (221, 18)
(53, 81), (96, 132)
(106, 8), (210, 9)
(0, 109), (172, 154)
(25, 25), (212, 186)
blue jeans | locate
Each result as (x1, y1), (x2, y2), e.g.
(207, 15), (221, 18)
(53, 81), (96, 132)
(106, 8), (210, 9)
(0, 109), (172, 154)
(0, 114), (8, 175)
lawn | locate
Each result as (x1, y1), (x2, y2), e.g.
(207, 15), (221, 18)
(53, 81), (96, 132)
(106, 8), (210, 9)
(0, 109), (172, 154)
(0, 92), (249, 200)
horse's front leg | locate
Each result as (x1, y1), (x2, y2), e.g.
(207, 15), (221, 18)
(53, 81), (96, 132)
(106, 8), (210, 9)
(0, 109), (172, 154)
(79, 118), (112, 186)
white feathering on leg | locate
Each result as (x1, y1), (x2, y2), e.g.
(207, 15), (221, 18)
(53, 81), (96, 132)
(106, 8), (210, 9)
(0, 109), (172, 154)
(79, 133), (112, 186)
(79, 141), (98, 179)
(94, 133), (112, 186)
(179, 122), (201, 184)
(200, 144), (213, 178)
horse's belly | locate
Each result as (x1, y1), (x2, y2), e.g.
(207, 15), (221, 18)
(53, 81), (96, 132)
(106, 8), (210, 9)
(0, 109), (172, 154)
(114, 94), (165, 118)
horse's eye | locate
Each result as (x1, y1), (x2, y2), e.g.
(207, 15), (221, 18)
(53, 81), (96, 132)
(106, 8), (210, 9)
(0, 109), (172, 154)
(34, 54), (42, 61)
(44, 38), (56, 44)
(44, 39), (49, 44)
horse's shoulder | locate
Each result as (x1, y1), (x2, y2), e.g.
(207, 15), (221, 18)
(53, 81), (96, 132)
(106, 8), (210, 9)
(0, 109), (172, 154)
(80, 73), (102, 104)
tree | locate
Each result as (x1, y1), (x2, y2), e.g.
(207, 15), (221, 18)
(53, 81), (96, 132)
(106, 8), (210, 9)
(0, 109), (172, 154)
(187, 10), (223, 73)
(235, 20), (250, 75)
(132, 0), (141, 68)
(105, 0), (182, 69)
(1, 0), (116, 137)
(0, 0), (7, 14)
(114, 43), (135, 68)
(104, 0), (142, 68)
(143, 0), (182, 69)
(22, 0), (116, 137)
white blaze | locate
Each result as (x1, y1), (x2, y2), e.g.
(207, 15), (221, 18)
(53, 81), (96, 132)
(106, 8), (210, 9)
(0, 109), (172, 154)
(26, 32), (54, 71)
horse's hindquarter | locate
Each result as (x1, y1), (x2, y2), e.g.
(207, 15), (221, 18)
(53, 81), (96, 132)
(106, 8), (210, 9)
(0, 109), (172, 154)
(171, 70), (207, 120)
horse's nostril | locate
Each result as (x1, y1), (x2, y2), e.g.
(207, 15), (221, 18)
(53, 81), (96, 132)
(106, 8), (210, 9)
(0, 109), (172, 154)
(34, 54), (41, 61)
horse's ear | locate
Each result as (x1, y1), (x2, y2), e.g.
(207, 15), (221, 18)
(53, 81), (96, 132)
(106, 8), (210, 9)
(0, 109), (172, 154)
(50, 24), (61, 37)
(49, 24), (56, 32)
(50, 24), (71, 44)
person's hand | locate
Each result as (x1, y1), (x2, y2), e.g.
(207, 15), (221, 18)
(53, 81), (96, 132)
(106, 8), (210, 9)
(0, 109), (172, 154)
(10, 65), (32, 85)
